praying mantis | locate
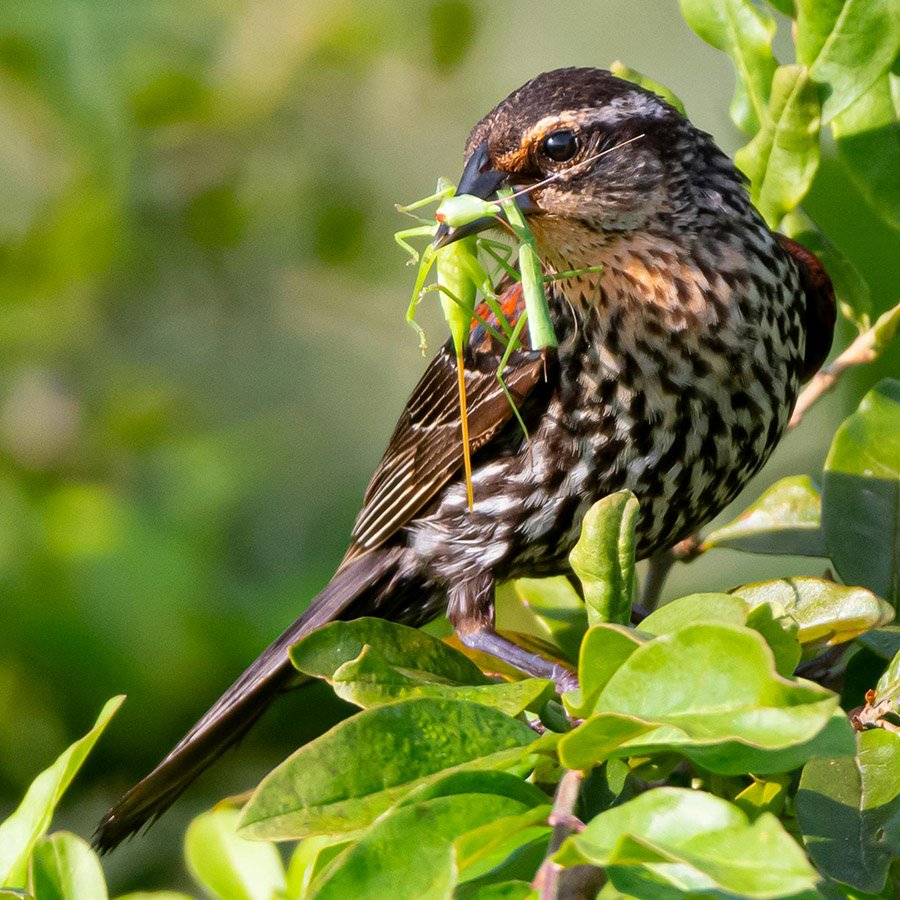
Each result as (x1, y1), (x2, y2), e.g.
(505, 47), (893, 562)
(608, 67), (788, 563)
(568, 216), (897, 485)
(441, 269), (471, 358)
(394, 178), (602, 511)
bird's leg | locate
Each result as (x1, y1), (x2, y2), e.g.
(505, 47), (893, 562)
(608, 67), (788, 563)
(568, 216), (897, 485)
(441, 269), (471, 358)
(449, 574), (579, 694)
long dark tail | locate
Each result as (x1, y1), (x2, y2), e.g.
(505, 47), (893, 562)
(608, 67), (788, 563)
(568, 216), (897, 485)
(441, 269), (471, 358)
(94, 549), (403, 853)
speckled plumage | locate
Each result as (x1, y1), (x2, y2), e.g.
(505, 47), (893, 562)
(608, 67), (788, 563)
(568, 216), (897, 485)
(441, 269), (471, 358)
(96, 67), (834, 851)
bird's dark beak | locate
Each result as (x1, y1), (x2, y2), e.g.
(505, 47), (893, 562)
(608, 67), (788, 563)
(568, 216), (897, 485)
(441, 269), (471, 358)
(433, 141), (514, 249)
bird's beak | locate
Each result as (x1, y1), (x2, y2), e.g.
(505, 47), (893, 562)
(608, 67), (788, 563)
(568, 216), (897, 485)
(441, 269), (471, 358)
(433, 141), (530, 249)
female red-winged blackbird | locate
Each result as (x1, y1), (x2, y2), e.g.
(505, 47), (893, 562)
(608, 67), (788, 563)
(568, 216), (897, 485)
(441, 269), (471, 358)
(96, 67), (834, 850)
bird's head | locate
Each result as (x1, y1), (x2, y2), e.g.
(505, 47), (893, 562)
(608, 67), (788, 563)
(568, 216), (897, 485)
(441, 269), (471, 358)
(439, 68), (741, 268)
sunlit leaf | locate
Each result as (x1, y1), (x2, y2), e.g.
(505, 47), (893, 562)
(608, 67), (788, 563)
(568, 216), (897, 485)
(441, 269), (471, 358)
(701, 475), (825, 557)
(733, 774), (791, 819)
(823, 379), (900, 607)
(594, 623), (851, 773)
(328, 645), (554, 715)
(30, 833), (108, 900)
(568, 492), (638, 627)
(557, 714), (656, 771)
(732, 577), (894, 652)
(453, 806), (551, 882)
(679, 0), (778, 133)
(797, 730), (900, 893)
(736, 64), (821, 227)
(609, 61), (686, 115)
(555, 788), (818, 898)
(239, 699), (537, 840)
(639, 592), (800, 676)
(312, 793), (534, 900)
(184, 808), (285, 900)
(564, 624), (644, 718)
(832, 74), (900, 230)
(0, 696), (123, 888)
(513, 577), (587, 663)
(797, 0), (900, 123)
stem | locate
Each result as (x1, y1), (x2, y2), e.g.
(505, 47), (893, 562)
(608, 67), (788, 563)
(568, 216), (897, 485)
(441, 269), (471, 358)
(534, 770), (605, 900)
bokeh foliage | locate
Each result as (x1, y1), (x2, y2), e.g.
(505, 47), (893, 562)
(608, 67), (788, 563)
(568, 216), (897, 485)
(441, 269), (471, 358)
(0, 0), (898, 894)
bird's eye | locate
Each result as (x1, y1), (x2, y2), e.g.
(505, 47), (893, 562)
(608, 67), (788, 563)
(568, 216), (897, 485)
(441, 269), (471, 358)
(540, 129), (579, 163)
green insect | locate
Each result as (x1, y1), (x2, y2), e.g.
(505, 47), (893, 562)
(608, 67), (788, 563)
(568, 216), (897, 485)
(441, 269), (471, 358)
(394, 180), (602, 511)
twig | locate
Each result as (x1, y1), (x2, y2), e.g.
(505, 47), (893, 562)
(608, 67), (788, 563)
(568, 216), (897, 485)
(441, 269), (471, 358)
(533, 769), (605, 899)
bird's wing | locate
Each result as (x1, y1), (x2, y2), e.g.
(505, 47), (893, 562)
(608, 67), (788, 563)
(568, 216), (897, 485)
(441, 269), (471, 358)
(342, 283), (551, 563)
(777, 235), (836, 382)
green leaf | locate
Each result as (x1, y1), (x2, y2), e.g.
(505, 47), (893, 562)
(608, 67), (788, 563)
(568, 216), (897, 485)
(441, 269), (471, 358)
(736, 64), (821, 227)
(329, 645), (553, 715)
(876, 647), (900, 702)
(453, 806), (551, 882)
(609, 61), (687, 115)
(639, 592), (801, 676)
(428, 0), (477, 73)
(781, 208), (872, 330)
(823, 379), (900, 608)
(30, 833), (108, 900)
(239, 699), (537, 840)
(564, 624), (644, 718)
(796, 730), (900, 893)
(454, 883), (533, 900)
(312, 793), (534, 900)
(857, 625), (900, 662)
(797, 0), (900, 123)
(290, 617), (486, 685)
(513, 577), (587, 664)
(702, 475), (825, 556)
(595, 623), (851, 773)
(732, 578), (895, 652)
(555, 788), (818, 898)
(568, 492), (638, 627)
(557, 714), (657, 771)
(114, 894), (195, 899)
(0, 696), (123, 888)
(285, 835), (351, 900)
(733, 774), (791, 819)
(679, 0), (778, 134)
(832, 74), (900, 230)
(184, 808), (285, 900)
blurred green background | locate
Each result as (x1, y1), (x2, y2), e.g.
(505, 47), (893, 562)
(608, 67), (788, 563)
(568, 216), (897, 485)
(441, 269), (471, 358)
(0, 0), (896, 891)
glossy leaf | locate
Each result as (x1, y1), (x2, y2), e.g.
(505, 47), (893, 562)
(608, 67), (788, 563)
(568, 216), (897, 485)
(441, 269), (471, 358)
(555, 788), (817, 898)
(557, 714), (657, 771)
(639, 592), (800, 676)
(312, 793), (534, 900)
(285, 834), (352, 900)
(513, 577), (587, 663)
(453, 807), (550, 883)
(609, 61), (686, 114)
(876, 648), (900, 702)
(733, 774), (791, 819)
(0, 696), (123, 888)
(594, 623), (851, 773)
(568, 491), (638, 627)
(329, 645), (553, 715)
(454, 883), (533, 900)
(797, 730), (900, 893)
(564, 624), (644, 718)
(823, 379), (900, 607)
(832, 74), (900, 230)
(30, 833), (108, 900)
(797, 0), (900, 123)
(732, 577), (894, 652)
(185, 808), (285, 900)
(239, 699), (537, 840)
(679, 0), (778, 133)
(736, 64), (821, 227)
(701, 475), (825, 556)
(290, 617), (486, 685)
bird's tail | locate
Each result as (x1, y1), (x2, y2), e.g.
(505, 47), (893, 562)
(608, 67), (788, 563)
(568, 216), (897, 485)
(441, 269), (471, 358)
(94, 548), (404, 853)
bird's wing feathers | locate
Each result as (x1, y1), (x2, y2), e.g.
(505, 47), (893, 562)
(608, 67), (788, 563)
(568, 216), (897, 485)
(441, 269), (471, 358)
(343, 284), (548, 562)
(777, 235), (836, 382)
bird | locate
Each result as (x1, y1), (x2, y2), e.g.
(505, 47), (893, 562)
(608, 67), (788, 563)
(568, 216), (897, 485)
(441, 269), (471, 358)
(95, 66), (835, 851)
